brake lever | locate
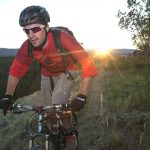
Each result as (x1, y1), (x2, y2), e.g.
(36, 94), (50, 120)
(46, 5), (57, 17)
(3, 109), (7, 116)
(3, 104), (15, 116)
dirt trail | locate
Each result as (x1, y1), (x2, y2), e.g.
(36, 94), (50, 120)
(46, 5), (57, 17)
(77, 73), (103, 150)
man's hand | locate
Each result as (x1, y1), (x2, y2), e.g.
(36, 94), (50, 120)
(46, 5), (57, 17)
(0, 95), (14, 115)
(71, 94), (87, 112)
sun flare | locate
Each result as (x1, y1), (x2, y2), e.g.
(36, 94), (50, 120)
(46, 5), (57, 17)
(95, 48), (110, 56)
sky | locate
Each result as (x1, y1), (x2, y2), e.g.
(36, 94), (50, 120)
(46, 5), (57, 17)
(0, 0), (136, 51)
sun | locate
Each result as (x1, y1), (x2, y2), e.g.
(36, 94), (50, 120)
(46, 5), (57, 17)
(95, 47), (110, 56)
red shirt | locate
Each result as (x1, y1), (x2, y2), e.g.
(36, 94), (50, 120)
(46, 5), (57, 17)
(9, 31), (98, 79)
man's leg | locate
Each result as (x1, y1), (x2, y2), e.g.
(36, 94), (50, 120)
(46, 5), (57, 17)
(51, 71), (80, 104)
(40, 75), (52, 106)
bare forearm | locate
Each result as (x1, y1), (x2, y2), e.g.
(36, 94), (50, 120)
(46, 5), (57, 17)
(79, 77), (92, 96)
(5, 75), (19, 96)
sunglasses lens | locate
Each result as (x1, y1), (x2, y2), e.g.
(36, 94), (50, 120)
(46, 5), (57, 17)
(24, 27), (42, 34)
(32, 27), (42, 33)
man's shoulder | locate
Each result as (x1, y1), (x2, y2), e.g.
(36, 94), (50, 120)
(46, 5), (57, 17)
(20, 39), (29, 50)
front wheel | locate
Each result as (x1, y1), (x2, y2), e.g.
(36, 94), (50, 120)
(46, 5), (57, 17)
(30, 145), (46, 150)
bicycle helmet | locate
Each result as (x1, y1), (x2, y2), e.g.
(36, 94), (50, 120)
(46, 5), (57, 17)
(19, 5), (50, 27)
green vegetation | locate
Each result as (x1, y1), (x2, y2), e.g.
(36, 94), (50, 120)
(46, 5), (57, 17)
(0, 57), (40, 100)
(117, 0), (150, 50)
(85, 54), (150, 150)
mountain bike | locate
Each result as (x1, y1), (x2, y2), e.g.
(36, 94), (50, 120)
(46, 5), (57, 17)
(10, 103), (79, 150)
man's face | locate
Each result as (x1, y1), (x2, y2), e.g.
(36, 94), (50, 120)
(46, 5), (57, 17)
(23, 24), (47, 48)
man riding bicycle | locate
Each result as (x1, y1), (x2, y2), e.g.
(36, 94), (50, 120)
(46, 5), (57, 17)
(0, 5), (98, 150)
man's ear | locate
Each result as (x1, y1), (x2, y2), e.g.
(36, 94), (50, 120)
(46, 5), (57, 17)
(46, 24), (49, 32)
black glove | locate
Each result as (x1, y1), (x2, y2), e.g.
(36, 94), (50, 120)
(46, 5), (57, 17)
(0, 95), (14, 115)
(71, 94), (87, 112)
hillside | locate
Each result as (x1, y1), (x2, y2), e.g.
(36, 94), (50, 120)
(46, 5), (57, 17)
(0, 48), (18, 57)
(110, 48), (136, 56)
(0, 48), (137, 57)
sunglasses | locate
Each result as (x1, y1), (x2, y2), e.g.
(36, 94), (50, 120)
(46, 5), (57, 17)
(23, 25), (45, 34)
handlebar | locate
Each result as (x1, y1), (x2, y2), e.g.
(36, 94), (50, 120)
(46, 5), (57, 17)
(12, 103), (72, 113)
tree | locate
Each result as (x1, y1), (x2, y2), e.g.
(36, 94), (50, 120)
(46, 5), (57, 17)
(117, 0), (150, 59)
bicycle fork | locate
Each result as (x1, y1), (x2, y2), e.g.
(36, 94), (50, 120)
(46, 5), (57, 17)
(29, 134), (50, 150)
